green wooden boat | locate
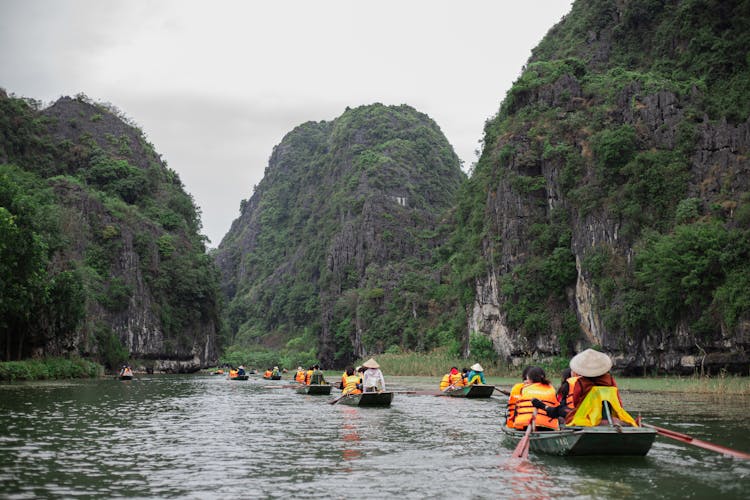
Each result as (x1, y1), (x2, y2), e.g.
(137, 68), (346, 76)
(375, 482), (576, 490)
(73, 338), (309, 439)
(443, 384), (495, 398)
(502, 425), (657, 456)
(338, 391), (394, 407)
(296, 384), (332, 395)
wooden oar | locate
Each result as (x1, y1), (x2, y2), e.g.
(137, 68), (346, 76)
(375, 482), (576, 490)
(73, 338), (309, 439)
(329, 393), (349, 405)
(511, 408), (537, 459)
(642, 423), (750, 459)
(492, 386), (511, 396)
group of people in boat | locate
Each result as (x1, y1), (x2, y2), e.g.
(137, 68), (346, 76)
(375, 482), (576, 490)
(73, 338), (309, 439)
(294, 364), (327, 385)
(506, 348), (637, 431)
(439, 363), (486, 390)
(263, 366), (281, 378)
(339, 358), (386, 395)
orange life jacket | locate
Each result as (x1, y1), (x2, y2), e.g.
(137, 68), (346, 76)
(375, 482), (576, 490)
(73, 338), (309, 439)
(295, 371), (306, 383)
(506, 382), (526, 428)
(264, 370), (272, 378)
(342, 374), (362, 395)
(513, 382), (559, 430)
(305, 370), (313, 385)
(564, 376), (580, 410)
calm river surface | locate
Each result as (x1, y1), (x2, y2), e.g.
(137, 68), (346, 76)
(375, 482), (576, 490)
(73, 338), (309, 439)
(1, 374), (748, 499)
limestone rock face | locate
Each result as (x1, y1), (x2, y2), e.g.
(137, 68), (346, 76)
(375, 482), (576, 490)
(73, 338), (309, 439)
(465, 0), (750, 373)
(215, 104), (464, 365)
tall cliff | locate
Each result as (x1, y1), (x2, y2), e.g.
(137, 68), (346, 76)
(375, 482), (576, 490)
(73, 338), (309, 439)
(0, 92), (221, 371)
(463, 0), (750, 373)
(215, 104), (465, 366)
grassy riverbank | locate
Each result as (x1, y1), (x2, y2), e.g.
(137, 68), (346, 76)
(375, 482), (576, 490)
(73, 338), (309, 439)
(0, 357), (103, 382)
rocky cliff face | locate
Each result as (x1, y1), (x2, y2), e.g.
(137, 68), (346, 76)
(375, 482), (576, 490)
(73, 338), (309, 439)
(465, 0), (750, 373)
(215, 104), (465, 366)
(0, 93), (220, 371)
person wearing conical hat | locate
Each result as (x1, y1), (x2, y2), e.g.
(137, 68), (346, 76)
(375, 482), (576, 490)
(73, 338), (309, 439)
(466, 363), (486, 385)
(532, 348), (637, 427)
(361, 358), (385, 393)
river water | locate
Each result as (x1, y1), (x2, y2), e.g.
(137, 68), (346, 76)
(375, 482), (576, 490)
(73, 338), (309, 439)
(0, 374), (748, 499)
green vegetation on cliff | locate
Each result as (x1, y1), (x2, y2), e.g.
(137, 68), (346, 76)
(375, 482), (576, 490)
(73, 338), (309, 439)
(0, 92), (222, 367)
(216, 104), (465, 366)
(451, 0), (750, 368)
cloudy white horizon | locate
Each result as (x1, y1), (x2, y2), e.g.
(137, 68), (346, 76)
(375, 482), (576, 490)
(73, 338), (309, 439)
(0, 0), (572, 247)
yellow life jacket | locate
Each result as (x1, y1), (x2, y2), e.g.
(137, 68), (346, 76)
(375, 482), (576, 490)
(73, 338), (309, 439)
(448, 372), (464, 387)
(342, 374), (362, 395)
(439, 374), (450, 390)
(568, 386), (637, 427)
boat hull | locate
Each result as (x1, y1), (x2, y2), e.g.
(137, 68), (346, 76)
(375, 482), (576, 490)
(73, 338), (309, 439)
(119, 375), (133, 380)
(229, 375), (249, 380)
(444, 384), (494, 398)
(262, 375), (282, 380)
(296, 384), (332, 395)
(338, 391), (394, 407)
(502, 426), (656, 456)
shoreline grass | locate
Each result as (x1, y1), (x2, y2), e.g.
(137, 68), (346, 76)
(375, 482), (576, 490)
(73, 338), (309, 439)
(0, 357), (104, 382)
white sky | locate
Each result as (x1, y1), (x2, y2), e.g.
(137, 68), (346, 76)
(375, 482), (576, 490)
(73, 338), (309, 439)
(0, 0), (572, 246)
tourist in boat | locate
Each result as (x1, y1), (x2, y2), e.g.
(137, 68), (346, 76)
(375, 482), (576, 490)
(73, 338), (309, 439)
(307, 364), (326, 385)
(271, 366), (280, 377)
(466, 363), (486, 385)
(341, 366), (362, 395)
(295, 366), (306, 384)
(264, 368), (273, 378)
(440, 366), (465, 390)
(119, 365), (133, 377)
(512, 366), (560, 431)
(505, 366), (531, 428)
(361, 358), (386, 392)
(532, 349), (637, 427)
(237, 365), (246, 376)
(229, 368), (238, 378)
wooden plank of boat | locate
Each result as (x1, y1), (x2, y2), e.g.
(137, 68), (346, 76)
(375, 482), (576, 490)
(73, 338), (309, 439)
(502, 425), (656, 456)
(262, 375), (282, 380)
(295, 384), (332, 395)
(444, 384), (495, 398)
(338, 391), (394, 407)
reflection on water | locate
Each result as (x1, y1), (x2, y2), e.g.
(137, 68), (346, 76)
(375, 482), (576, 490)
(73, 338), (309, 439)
(0, 376), (748, 498)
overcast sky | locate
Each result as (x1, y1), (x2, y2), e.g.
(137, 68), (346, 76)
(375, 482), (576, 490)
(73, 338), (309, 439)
(0, 0), (572, 246)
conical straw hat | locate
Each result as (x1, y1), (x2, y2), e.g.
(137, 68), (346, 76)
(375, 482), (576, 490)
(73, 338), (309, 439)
(362, 358), (380, 369)
(470, 363), (484, 372)
(569, 349), (612, 378)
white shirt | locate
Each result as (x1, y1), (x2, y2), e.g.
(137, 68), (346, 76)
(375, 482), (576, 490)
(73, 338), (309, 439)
(362, 368), (386, 391)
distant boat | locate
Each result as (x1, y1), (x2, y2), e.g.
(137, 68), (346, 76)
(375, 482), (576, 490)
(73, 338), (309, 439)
(229, 374), (249, 381)
(501, 425), (656, 456)
(296, 384), (332, 395)
(119, 374), (133, 380)
(263, 374), (282, 380)
(442, 384), (494, 398)
(337, 391), (393, 407)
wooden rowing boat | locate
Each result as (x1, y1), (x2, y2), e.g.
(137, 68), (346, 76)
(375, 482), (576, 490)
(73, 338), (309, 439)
(443, 384), (494, 398)
(228, 375), (249, 380)
(262, 375), (282, 380)
(295, 384), (332, 395)
(337, 391), (394, 407)
(119, 374), (133, 380)
(501, 425), (656, 456)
